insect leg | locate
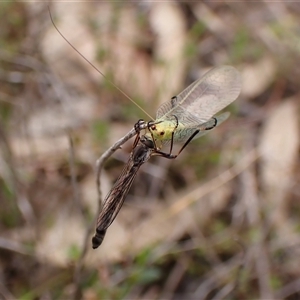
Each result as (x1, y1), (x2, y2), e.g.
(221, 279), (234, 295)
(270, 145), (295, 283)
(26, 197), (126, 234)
(153, 117), (218, 159)
(153, 129), (199, 159)
(168, 114), (179, 155)
(134, 119), (146, 134)
(146, 115), (178, 155)
(147, 120), (159, 150)
(133, 119), (146, 148)
(176, 117), (217, 156)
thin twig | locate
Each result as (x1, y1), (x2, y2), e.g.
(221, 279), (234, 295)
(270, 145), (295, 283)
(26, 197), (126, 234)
(68, 134), (82, 211)
(241, 155), (273, 299)
(0, 237), (32, 256)
(72, 126), (142, 299)
(68, 133), (89, 299)
(95, 127), (138, 208)
(0, 121), (36, 229)
(193, 255), (242, 299)
(275, 277), (300, 299)
(147, 148), (259, 224)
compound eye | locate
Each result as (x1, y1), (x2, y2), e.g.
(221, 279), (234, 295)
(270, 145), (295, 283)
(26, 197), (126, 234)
(151, 125), (156, 130)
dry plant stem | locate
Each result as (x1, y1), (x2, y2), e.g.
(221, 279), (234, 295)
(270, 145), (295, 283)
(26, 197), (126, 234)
(153, 148), (259, 222)
(211, 282), (235, 300)
(0, 122), (36, 228)
(0, 237), (32, 255)
(69, 134), (89, 300)
(0, 49), (72, 110)
(68, 134), (83, 214)
(254, 243), (273, 298)
(72, 127), (141, 299)
(96, 127), (141, 208)
(69, 130), (140, 298)
(275, 277), (300, 299)
(161, 257), (188, 298)
(73, 225), (93, 300)
(242, 164), (273, 299)
(193, 255), (242, 298)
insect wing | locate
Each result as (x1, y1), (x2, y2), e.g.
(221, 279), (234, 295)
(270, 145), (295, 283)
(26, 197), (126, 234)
(97, 163), (137, 230)
(191, 111), (230, 140)
(156, 66), (241, 126)
(165, 112), (230, 144)
(92, 141), (153, 249)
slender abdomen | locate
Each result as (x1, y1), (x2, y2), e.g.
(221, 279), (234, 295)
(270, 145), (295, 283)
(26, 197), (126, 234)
(92, 228), (107, 249)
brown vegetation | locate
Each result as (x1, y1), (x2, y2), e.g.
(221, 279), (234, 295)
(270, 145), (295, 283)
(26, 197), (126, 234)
(1, 2), (300, 299)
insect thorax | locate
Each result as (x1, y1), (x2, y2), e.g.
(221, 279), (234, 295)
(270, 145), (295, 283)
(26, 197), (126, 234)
(148, 119), (183, 142)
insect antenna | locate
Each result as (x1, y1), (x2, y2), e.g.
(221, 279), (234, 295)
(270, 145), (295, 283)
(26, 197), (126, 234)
(48, 7), (154, 121)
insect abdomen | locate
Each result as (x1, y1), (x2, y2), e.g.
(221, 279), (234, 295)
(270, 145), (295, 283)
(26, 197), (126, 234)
(92, 229), (107, 249)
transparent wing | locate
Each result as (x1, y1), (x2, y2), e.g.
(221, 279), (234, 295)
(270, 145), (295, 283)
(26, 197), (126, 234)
(156, 66), (241, 126)
(161, 112), (230, 145)
(191, 111), (230, 141)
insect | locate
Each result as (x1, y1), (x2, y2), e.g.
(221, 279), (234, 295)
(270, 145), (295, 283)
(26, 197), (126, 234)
(48, 8), (241, 249)
(92, 66), (241, 249)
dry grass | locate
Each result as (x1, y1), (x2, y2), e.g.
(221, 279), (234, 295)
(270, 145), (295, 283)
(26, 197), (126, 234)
(1, 2), (300, 299)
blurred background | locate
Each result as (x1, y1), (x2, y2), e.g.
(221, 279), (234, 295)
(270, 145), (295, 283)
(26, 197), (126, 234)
(1, 1), (300, 299)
